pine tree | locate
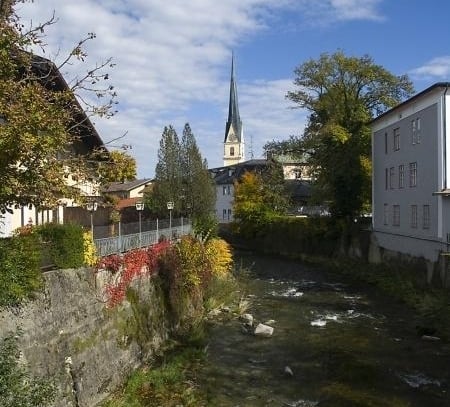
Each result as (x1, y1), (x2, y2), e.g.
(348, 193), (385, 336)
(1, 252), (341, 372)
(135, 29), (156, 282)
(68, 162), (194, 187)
(149, 126), (182, 217)
(148, 123), (215, 221)
(180, 123), (215, 219)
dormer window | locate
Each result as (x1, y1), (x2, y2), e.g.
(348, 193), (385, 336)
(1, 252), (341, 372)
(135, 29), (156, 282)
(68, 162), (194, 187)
(230, 146), (235, 156)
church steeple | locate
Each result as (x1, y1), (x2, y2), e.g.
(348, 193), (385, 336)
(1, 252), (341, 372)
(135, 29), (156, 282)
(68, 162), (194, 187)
(223, 54), (245, 166)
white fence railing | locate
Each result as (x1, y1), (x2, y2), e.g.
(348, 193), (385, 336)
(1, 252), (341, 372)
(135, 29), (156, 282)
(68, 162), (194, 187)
(94, 220), (192, 257)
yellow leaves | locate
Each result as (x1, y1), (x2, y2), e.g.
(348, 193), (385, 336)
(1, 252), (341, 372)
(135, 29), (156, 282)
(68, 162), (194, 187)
(83, 231), (98, 267)
(205, 238), (233, 277)
(172, 236), (233, 289)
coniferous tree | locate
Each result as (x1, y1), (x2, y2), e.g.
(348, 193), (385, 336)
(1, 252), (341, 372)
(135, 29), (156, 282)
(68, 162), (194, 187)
(148, 123), (215, 221)
(149, 125), (182, 217)
(180, 123), (215, 219)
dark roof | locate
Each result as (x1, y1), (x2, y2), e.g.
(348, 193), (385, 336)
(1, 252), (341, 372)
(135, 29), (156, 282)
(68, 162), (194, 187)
(372, 82), (450, 124)
(284, 179), (311, 199)
(224, 55), (242, 143)
(210, 159), (269, 185)
(103, 179), (152, 193)
(28, 54), (106, 153)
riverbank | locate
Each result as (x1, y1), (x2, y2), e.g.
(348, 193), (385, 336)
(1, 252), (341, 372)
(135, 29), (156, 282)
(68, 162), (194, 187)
(220, 222), (450, 343)
(102, 251), (450, 406)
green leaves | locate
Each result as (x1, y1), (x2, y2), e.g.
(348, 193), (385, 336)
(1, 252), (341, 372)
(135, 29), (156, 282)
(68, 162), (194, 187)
(149, 123), (214, 220)
(286, 51), (414, 219)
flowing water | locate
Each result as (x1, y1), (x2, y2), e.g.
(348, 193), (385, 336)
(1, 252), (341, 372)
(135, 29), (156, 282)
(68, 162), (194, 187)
(197, 252), (450, 406)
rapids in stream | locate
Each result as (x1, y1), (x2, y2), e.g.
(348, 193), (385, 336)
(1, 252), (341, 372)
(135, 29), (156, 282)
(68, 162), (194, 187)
(197, 252), (450, 406)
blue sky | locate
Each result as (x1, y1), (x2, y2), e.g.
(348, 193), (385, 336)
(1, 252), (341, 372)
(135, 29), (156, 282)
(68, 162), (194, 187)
(17, 0), (450, 177)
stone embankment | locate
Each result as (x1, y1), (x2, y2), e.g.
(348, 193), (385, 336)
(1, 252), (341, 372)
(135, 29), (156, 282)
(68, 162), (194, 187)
(0, 267), (169, 407)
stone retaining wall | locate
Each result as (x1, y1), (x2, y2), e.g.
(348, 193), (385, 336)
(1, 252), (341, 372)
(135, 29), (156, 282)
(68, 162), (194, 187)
(0, 267), (169, 407)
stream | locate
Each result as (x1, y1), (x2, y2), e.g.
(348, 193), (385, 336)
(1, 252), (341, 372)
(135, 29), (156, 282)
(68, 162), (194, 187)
(197, 252), (450, 406)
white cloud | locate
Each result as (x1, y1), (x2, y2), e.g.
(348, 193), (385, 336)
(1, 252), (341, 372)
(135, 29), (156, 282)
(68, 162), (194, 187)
(330, 0), (384, 21)
(409, 56), (450, 80)
(15, 0), (379, 177)
(240, 79), (307, 159)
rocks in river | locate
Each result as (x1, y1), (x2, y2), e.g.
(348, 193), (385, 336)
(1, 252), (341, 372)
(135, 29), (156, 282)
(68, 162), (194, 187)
(310, 319), (327, 327)
(207, 308), (221, 317)
(240, 313), (254, 326)
(254, 323), (274, 337)
(284, 365), (294, 377)
(421, 335), (441, 342)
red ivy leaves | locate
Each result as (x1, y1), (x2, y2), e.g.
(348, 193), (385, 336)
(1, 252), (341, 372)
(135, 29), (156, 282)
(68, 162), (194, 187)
(97, 254), (122, 273)
(98, 241), (171, 308)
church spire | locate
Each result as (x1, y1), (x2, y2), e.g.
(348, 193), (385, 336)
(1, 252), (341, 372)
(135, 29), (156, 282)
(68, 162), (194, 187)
(223, 54), (245, 166)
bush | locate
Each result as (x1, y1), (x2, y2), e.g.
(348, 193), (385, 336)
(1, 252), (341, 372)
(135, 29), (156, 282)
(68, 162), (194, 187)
(205, 238), (233, 277)
(0, 234), (42, 307)
(36, 223), (85, 269)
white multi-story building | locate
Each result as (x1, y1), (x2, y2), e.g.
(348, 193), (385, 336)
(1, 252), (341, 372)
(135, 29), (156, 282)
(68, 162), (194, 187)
(372, 82), (450, 266)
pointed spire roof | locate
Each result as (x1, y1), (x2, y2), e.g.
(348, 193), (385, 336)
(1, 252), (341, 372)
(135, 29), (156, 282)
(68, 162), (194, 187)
(224, 54), (242, 142)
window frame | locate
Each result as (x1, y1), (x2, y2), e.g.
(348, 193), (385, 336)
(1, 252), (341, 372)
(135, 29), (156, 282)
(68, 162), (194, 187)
(423, 205), (430, 229)
(409, 162), (417, 187)
(393, 205), (400, 226)
(393, 128), (400, 151)
(399, 164), (405, 188)
(411, 204), (418, 228)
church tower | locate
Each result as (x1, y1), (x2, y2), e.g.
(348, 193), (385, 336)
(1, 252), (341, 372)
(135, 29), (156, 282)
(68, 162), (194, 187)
(223, 55), (245, 166)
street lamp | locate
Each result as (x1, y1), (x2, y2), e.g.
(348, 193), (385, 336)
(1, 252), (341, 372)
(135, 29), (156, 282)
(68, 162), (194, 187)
(167, 201), (174, 239)
(135, 201), (144, 247)
(86, 201), (98, 237)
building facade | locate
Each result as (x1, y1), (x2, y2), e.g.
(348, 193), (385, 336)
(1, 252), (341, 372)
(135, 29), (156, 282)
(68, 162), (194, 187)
(210, 160), (269, 223)
(0, 55), (106, 237)
(223, 56), (245, 166)
(372, 82), (450, 263)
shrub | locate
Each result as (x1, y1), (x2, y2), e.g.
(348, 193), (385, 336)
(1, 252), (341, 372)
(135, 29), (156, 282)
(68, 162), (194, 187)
(0, 234), (42, 307)
(36, 223), (85, 269)
(205, 238), (233, 277)
(83, 231), (98, 267)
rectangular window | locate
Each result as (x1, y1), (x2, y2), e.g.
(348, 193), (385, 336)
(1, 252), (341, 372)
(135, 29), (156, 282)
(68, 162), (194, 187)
(227, 209), (232, 220)
(383, 203), (389, 225)
(393, 205), (400, 226)
(227, 185), (231, 195)
(423, 205), (430, 229)
(412, 118), (421, 144)
(385, 168), (389, 190)
(409, 162), (417, 187)
(222, 209), (227, 220)
(399, 164), (405, 188)
(393, 128), (400, 151)
(223, 186), (227, 195)
(411, 205), (417, 228)
(389, 167), (395, 189)
(384, 132), (388, 154)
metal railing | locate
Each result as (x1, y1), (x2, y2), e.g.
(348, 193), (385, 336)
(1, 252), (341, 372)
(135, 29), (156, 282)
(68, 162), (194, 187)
(94, 217), (192, 257)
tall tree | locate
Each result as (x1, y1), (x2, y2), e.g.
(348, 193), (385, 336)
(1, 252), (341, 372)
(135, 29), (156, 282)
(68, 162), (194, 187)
(285, 51), (414, 219)
(148, 123), (215, 220)
(148, 125), (182, 217)
(180, 123), (215, 219)
(0, 1), (116, 213)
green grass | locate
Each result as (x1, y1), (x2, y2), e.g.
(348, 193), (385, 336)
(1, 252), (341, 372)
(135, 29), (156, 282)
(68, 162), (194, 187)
(102, 347), (207, 407)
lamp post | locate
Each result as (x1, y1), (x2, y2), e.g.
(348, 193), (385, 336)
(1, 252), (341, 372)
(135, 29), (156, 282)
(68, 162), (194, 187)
(167, 201), (174, 239)
(86, 201), (98, 237)
(135, 201), (144, 247)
